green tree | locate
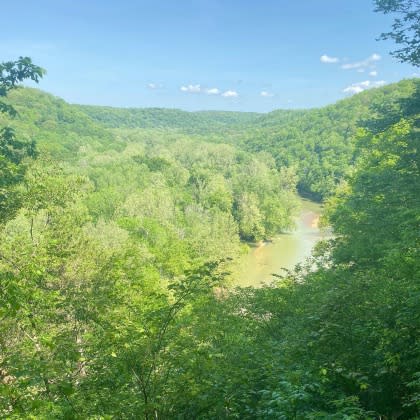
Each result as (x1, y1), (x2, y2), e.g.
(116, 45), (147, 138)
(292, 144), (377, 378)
(0, 57), (44, 222)
(375, 0), (420, 66)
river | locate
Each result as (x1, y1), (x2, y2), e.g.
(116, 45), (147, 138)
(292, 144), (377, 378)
(230, 198), (327, 287)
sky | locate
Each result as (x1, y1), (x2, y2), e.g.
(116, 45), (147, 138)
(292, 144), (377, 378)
(1, 0), (418, 112)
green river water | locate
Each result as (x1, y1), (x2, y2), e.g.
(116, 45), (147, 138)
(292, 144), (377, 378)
(230, 199), (327, 287)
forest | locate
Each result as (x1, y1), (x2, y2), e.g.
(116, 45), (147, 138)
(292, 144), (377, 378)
(1, 2), (419, 419)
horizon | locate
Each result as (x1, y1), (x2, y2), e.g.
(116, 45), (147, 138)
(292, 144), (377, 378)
(21, 76), (418, 114)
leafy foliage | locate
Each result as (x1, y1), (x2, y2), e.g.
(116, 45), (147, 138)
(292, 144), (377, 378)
(0, 57), (44, 222)
(375, 0), (420, 66)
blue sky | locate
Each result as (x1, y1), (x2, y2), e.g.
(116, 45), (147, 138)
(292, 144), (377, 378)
(1, 0), (418, 112)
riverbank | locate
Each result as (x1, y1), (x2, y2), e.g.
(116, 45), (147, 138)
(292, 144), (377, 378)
(229, 198), (325, 287)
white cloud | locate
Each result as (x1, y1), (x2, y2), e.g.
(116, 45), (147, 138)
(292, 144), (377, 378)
(179, 85), (222, 95)
(343, 80), (386, 95)
(205, 88), (220, 95)
(147, 83), (164, 89)
(373, 80), (387, 87)
(180, 84), (201, 93)
(221, 90), (239, 98)
(369, 70), (378, 77)
(343, 85), (364, 94)
(341, 53), (381, 70)
(320, 54), (339, 64)
(260, 90), (274, 97)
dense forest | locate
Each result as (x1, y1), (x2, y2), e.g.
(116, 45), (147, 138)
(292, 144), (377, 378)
(1, 2), (420, 417)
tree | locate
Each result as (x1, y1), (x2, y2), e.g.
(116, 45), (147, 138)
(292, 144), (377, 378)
(0, 57), (45, 222)
(375, 0), (420, 66)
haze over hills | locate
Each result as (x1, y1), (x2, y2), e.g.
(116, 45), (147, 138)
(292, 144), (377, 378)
(77, 105), (263, 131)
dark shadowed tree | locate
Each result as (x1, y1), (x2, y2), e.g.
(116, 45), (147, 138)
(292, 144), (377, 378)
(0, 57), (44, 221)
(375, 0), (420, 66)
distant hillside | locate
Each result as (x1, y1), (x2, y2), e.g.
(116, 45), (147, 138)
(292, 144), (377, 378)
(2, 78), (418, 198)
(77, 79), (418, 199)
(0, 88), (117, 159)
(76, 104), (262, 133)
(237, 79), (419, 198)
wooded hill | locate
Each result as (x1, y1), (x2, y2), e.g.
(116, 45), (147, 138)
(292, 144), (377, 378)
(3, 78), (419, 199)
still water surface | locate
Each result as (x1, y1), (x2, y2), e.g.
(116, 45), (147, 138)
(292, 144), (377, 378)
(230, 199), (327, 287)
